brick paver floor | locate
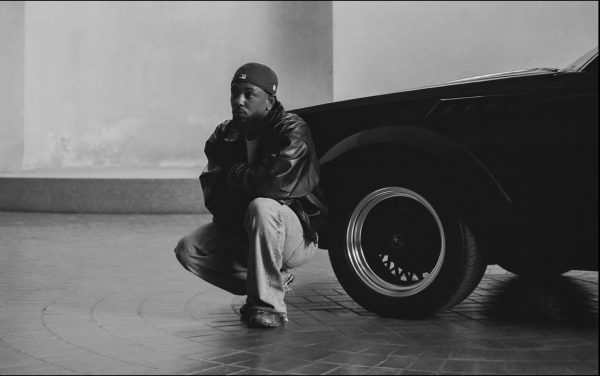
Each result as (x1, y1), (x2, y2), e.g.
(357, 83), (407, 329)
(0, 212), (597, 375)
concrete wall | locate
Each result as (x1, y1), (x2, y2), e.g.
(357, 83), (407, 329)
(333, 1), (599, 100)
(2, 1), (598, 172)
(0, 2), (24, 172)
(22, 1), (332, 170)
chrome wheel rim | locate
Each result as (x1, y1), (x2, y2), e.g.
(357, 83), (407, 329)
(346, 187), (446, 297)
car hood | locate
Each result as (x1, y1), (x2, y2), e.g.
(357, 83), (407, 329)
(446, 68), (559, 84)
(294, 68), (557, 116)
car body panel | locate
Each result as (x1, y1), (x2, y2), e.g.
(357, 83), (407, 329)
(294, 48), (598, 270)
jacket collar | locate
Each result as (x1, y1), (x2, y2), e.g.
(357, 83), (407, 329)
(264, 100), (285, 126)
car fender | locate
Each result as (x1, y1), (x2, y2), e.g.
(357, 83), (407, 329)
(319, 125), (511, 261)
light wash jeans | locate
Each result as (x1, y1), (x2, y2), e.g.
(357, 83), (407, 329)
(175, 197), (317, 314)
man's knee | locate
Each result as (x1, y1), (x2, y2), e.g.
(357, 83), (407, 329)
(246, 197), (280, 220)
(244, 198), (283, 233)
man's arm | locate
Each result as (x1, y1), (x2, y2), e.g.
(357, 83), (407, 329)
(227, 130), (319, 201)
(200, 126), (246, 227)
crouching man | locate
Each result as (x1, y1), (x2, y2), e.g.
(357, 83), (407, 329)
(175, 63), (327, 328)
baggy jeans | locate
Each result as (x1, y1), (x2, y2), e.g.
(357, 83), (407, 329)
(174, 197), (317, 314)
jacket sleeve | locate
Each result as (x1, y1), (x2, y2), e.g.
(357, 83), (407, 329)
(227, 132), (319, 201)
(200, 127), (246, 227)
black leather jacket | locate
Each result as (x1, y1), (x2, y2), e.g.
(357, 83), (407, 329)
(200, 101), (327, 243)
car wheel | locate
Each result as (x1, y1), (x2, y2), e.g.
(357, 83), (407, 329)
(327, 166), (487, 318)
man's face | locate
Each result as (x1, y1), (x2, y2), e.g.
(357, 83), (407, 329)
(230, 82), (272, 123)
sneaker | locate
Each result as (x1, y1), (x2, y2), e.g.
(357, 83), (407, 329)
(239, 303), (251, 322)
(239, 272), (294, 323)
(247, 309), (284, 328)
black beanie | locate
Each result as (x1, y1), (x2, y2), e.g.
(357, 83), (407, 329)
(231, 62), (278, 95)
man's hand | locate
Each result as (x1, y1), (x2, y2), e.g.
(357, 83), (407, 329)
(227, 162), (246, 190)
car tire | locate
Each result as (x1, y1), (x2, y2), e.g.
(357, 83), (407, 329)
(326, 161), (487, 318)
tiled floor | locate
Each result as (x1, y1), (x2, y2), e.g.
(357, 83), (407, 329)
(0, 212), (597, 375)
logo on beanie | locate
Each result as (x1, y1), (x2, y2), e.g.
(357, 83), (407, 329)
(239, 74), (247, 80)
(273, 85), (277, 92)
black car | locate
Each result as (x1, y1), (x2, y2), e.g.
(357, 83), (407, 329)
(294, 47), (598, 319)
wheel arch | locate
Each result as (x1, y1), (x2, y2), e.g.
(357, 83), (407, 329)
(318, 125), (511, 262)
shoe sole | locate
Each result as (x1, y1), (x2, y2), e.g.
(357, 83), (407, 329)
(248, 318), (283, 328)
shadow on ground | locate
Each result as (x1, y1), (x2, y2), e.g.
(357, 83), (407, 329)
(483, 274), (598, 327)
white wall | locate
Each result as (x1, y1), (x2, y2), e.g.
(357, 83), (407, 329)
(22, 1), (332, 170)
(2, 1), (598, 171)
(333, 1), (599, 100)
(0, 1), (24, 172)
